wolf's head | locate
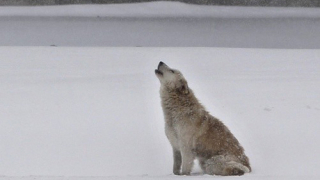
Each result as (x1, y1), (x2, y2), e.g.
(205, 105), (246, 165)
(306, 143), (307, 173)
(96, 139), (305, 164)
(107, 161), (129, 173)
(155, 62), (189, 95)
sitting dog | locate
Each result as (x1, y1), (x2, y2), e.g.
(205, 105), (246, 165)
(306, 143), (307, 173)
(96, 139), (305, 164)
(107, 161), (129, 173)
(155, 62), (251, 176)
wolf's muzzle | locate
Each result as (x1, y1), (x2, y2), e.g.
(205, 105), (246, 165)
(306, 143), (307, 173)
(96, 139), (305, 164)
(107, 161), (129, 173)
(158, 61), (165, 69)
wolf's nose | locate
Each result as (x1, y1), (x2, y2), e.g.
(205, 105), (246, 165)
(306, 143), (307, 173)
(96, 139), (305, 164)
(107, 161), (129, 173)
(158, 61), (164, 69)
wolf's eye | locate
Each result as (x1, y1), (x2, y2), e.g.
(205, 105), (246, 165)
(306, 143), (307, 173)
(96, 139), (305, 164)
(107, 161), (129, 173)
(170, 70), (175, 73)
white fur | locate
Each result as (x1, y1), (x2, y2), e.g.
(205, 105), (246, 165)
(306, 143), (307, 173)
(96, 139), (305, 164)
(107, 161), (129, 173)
(155, 62), (251, 176)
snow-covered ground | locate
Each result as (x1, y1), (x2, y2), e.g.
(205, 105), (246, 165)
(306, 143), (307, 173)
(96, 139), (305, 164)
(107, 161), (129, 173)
(1, 2), (320, 48)
(1, 1), (320, 179)
(0, 47), (320, 180)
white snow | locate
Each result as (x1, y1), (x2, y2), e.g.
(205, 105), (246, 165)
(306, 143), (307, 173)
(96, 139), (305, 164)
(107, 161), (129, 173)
(1, 1), (320, 179)
(0, 47), (320, 180)
(0, 2), (320, 48)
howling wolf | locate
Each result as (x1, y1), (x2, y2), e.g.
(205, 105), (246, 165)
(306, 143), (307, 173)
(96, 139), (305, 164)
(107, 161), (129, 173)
(155, 62), (251, 176)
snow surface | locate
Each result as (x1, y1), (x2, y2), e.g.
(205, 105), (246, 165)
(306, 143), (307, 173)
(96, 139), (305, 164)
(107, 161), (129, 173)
(1, 1), (320, 179)
(0, 2), (320, 48)
(0, 47), (320, 180)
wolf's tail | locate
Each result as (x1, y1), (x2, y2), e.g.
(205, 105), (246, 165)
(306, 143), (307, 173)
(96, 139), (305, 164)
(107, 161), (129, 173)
(204, 155), (251, 176)
(226, 161), (250, 174)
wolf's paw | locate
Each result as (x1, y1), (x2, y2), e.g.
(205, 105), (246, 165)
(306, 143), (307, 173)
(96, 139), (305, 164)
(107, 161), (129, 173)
(173, 171), (180, 175)
(180, 172), (191, 176)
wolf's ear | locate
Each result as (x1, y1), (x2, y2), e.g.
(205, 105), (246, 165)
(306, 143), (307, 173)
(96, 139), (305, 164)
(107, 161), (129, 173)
(179, 80), (189, 95)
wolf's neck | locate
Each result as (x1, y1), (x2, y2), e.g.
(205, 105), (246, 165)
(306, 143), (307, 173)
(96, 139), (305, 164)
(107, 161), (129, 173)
(160, 87), (204, 113)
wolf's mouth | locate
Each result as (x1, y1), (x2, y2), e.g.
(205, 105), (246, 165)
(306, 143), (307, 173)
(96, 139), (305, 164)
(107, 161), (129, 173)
(155, 69), (163, 76)
(155, 61), (165, 76)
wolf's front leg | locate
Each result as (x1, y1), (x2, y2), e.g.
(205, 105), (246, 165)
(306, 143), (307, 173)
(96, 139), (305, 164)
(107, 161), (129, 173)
(173, 149), (182, 175)
(180, 150), (195, 175)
